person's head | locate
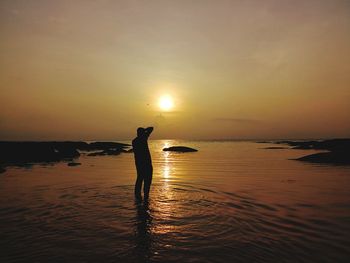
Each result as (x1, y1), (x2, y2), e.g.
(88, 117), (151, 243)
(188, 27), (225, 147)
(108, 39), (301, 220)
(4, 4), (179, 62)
(137, 127), (145, 137)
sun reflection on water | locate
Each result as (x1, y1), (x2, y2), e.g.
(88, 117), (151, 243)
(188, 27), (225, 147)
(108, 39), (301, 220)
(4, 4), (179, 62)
(162, 141), (172, 183)
(163, 153), (170, 181)
(151, 141), (180, 236)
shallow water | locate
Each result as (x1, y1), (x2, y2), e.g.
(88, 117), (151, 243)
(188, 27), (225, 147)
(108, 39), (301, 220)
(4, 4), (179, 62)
(1, 141), (350, 262)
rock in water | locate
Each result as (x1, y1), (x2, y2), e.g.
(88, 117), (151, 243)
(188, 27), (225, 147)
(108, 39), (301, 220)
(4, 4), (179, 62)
(163, 146), (198, 152)
(273, 139), (350, 165)
(87, 142), (130, 151)
(87, 149), (123, 156)
(67, 162), (81, 166)
(0, 141), (130, 171)
(263, 147), (288, 149)
(296, 151), (350, 165)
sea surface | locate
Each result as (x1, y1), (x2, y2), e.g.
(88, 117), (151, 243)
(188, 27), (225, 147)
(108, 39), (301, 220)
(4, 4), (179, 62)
(1, 140), (350, 263)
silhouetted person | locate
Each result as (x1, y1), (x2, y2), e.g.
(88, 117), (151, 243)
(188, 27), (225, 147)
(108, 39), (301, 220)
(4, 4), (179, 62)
(132, 127), (153, 200)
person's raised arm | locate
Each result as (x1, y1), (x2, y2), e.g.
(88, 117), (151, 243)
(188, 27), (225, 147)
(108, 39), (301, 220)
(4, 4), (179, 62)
(144, 127), (154, 137)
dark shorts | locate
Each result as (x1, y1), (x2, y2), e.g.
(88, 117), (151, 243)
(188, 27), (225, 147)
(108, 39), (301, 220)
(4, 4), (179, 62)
(136, 164), (153, 177)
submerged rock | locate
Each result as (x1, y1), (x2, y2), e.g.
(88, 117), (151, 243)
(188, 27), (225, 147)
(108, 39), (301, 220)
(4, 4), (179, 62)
(163, 146), (198, 152)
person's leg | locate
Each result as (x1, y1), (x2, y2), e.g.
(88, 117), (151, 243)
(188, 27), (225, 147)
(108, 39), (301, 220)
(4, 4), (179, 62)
(134, 171), (143, 199)
(143, 167), (153, 200)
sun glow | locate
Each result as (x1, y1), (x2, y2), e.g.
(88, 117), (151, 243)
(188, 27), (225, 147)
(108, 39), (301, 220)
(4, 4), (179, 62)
(159, 95), (174, 111)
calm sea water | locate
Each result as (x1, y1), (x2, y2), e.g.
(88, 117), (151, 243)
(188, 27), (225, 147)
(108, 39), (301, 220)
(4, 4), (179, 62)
(1, 140), (350, 263)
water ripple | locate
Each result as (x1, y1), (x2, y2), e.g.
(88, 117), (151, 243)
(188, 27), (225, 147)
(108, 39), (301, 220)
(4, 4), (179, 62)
(1, 183), (349, 262)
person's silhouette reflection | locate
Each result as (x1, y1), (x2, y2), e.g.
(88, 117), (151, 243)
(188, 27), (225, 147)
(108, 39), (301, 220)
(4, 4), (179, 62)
(134, 200), (152, 262)
(132, 127), (154, 200)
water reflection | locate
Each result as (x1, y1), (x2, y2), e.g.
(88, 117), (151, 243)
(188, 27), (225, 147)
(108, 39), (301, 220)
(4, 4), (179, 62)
(3, 141), (350, 262)
(162, 141), (173, 183)
(134, 200), (153, 263)
(163, 152), (170, 182)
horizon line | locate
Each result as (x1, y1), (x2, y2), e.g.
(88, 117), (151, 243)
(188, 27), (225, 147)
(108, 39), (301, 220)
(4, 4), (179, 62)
(1, 137), (349, 142)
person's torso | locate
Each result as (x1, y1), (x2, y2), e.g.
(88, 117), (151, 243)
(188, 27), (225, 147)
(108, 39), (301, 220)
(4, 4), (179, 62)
(132, 137), (152, 166)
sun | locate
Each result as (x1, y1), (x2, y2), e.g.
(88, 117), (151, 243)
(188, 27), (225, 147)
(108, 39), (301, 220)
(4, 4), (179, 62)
(159, 95), (174, 111)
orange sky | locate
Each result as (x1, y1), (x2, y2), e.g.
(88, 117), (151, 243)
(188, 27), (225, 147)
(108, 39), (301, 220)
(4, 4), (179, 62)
(1, 0), (349, 140)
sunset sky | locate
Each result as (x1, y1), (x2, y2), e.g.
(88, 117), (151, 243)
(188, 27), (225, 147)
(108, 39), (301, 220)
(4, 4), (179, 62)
(1, 0), (349, 140)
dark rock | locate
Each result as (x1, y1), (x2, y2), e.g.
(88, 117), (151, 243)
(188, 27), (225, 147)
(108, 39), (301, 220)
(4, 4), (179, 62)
(0, 142), (63, 164)
(296, 151), (350, 165)
(0, 141), (129, 169)
(87, 152), (99, 156)
(52, 141), (90, 151)
(273, 139), (350, 165)
(87, 148), (123, 156)
(263, 147), (288, 149)
(67, 162), (81, 166)
(54, 145), (80, 159)
(86, 142), (130, 151)
(0, 166), (6, 173)
(163, 146), (198, 152)
(276, 139), (350, 151)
